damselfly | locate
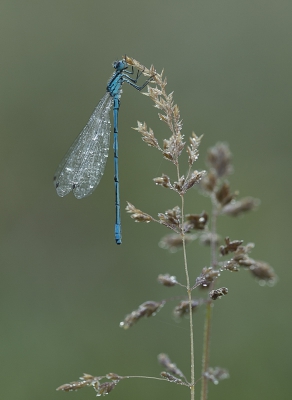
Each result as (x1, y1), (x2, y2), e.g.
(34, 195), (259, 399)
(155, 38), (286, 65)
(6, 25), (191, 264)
(54, 58), (152, 244)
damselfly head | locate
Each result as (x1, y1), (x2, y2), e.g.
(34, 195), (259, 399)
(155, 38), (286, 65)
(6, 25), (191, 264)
(113, 59), (128, 71)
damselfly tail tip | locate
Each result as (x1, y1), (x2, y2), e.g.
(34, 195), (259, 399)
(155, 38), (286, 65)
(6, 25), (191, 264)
(115, 224), (122, 245)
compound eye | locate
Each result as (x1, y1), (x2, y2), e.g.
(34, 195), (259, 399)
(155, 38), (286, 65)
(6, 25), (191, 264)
(113, 60), (119, 69)
(113, 60), (127, 71)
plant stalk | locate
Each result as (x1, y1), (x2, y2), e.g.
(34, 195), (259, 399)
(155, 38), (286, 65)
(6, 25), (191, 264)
(181, 193), (195, 400)
(201, 199), (218, 400)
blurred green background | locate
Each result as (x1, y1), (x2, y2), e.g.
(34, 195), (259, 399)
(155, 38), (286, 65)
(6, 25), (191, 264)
(0, 1), (291, 399)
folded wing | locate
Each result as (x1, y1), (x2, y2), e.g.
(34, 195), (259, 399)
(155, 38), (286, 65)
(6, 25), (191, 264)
(54, 92), (113, 199)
